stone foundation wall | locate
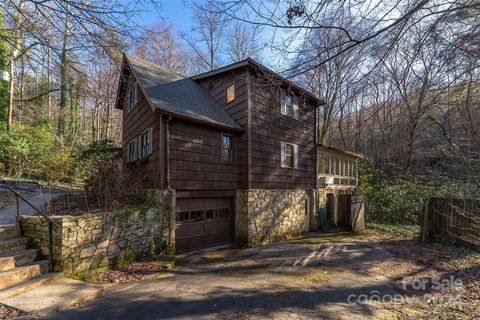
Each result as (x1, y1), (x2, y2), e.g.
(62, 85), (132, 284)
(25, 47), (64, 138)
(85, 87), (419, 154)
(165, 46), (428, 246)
(20, 189), (175, 278)
(236, 189), (311, 246)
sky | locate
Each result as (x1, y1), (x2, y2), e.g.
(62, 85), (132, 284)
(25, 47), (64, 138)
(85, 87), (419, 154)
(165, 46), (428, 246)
(132, 1), (195, 34)
(124, 0), (289, 72)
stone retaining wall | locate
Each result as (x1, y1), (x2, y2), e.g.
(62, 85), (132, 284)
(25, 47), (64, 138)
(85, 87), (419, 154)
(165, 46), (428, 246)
(236, 189), (312, 246)
(20, 189), (175, 278)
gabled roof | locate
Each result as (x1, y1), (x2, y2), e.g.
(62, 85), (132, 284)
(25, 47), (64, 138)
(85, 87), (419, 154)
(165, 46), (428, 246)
(116, 54), (242, 132)
(191, 58), (326, 106)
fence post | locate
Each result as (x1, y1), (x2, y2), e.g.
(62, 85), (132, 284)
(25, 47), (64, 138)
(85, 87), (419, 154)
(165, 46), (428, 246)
(421, 198), (430, 243)
(48, 221), (54, 272)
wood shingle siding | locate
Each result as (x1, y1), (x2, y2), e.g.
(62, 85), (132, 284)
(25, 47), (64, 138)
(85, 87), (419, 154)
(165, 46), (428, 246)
(169, 120), (242, 191)
(117, 55), (320, 193)
(122, 72), (162, 188)
(196, 70), (249, 189)
(248, 75), (316, 190)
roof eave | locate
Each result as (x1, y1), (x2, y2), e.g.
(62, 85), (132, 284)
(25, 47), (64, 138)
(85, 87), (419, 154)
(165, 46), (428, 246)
(153, 108), (244, 133)
(317, 144), (364, 159)
(190, 58), (326, 106)
(114, 53), (127, 110)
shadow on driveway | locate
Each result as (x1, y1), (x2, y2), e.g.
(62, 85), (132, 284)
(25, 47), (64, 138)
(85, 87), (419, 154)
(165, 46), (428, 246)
(47, 233), (407, 320)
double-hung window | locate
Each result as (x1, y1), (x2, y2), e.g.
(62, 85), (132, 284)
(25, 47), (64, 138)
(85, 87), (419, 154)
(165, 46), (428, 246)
(139, 128), (153, 158)
(280, 88), (299, 119)
(280, 141), (299, 168)
(128, 139), (137, 163)
(221, 133), (234, 163)
(127, 82), (139, 112)
(127, 128), (153, 163)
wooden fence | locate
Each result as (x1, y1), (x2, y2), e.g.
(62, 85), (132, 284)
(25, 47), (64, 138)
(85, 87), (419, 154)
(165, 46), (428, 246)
(337, 194), (365, 232)
(421, 198), (480, 247)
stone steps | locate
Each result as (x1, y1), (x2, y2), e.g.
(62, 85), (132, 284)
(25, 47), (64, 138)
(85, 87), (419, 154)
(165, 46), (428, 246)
(0, 255), (15, 272)
(0, 225), (19, 241)
(0, 249), (39, 271)
(0, 237), (28, 255)
(0, 260), (49, 290)
(0, 272), (62, 300)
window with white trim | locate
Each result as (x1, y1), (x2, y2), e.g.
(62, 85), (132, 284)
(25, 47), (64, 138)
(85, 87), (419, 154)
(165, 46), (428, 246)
(280, 88), (299, 119)
(280, 141), (299, 168)
(127, 139), (137, 163)
(139, 128), (153, 158)
(318, 152), (358, 186)
(127, 82), (139, 112)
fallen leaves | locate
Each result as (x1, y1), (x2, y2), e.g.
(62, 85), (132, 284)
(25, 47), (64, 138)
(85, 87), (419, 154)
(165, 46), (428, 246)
(0, 304), (30, 320)
(95, 259), (170, 283)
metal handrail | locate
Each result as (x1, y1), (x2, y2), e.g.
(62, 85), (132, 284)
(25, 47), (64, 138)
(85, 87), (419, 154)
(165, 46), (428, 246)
(0, 183), (61, 272)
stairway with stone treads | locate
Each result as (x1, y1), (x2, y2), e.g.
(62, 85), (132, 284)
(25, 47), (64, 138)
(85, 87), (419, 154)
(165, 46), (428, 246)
(0, 224), (58, 300)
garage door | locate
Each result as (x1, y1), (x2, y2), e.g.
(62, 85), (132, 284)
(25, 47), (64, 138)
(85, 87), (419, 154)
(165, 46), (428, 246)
(175, 198), (233, 253)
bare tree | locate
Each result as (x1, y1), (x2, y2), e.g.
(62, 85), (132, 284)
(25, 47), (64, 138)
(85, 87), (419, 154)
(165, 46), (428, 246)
(1, 0), (159, 136)
(135, 23), (194, 75)
(224, 21), (263, 62)
(184, 1), (229, 71)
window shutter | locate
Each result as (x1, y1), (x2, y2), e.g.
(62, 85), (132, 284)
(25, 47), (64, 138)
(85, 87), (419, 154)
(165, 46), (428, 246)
(280, 88), (287, 115)
(148, 128), (153, 155)
(280, 142), (286, 167)
(293, 96), (299, 119)
(134, 83), (139, 104)
(293, 144), (299, 169)
(136, 136), (141, 159)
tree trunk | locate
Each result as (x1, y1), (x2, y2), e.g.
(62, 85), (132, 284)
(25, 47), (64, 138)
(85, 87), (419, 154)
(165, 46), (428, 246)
(6, 1), (23, 130)
(7, 59), (14, 130)
(58, 11), (69, 138)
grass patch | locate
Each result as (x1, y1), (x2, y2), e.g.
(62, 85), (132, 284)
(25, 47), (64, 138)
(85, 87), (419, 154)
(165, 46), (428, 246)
(291, 232), (371, 246)
(280, 266), (341, 288)
(366, 222), (420, 239)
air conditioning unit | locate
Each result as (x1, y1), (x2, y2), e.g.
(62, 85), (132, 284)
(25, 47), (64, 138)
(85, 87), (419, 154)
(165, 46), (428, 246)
(325, 176), (334, 185)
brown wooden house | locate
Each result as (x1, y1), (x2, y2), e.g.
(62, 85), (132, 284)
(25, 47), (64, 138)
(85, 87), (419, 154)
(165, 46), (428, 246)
(116, 54), (336, 253)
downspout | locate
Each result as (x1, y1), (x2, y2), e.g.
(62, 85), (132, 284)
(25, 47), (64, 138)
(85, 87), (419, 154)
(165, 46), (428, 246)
(246, 70), (252, 189)
(165, 116), (175, 255)
(166, 116), (172, 188)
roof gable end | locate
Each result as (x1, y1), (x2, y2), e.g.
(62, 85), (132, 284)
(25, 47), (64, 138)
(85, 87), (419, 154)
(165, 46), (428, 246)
(115, 54), (242, 132)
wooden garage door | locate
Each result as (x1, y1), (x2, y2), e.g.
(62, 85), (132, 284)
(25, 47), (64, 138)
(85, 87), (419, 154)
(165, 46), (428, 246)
(175, 198), (233, 253)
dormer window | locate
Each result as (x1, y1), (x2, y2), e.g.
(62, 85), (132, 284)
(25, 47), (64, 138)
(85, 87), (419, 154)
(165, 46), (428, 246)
(127, 82), (139, 112)
(226, 83), (235, 104)
(280, 88), (299, 119)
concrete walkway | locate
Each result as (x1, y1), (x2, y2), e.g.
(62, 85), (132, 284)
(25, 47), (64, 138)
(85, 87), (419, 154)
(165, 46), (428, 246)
(0, 192), (56, 225)
(2, 278), (104, 315)
(47, 233), (402, 320)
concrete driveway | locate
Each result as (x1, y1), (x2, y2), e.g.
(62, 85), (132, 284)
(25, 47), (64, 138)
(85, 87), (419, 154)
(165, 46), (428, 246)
(48, 233), (400, 319)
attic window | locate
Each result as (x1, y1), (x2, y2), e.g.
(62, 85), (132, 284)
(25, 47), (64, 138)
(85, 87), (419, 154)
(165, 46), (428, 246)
(280, 88), (299, 119)
(127, 82), (139, 112)
(226, 83), (235, 104)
